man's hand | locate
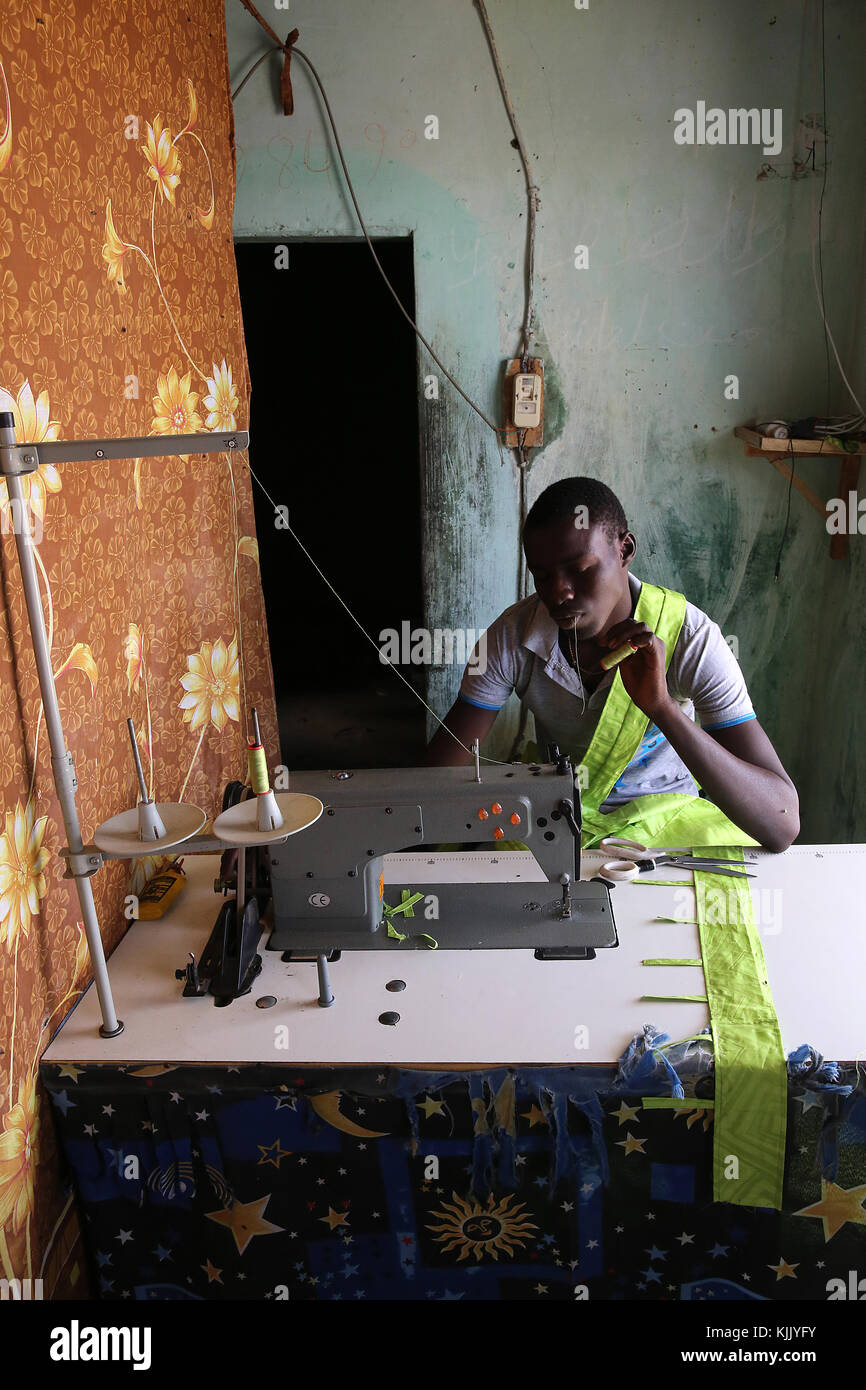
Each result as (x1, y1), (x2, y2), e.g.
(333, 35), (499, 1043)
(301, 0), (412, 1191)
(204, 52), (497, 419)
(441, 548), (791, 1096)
(603, 619), (672, 718)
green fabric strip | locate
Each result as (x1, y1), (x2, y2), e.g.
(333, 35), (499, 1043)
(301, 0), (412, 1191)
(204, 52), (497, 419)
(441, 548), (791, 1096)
(579, 583), (685, 818)
(641, 957), (703, 966)
(641, 993), (708, 1002)
(694, 850), (786, 1210)
(631, 880), (695, 887)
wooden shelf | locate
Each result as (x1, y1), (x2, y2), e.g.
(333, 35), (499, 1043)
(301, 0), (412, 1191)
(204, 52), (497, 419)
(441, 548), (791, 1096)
(734, 425), (863, 559)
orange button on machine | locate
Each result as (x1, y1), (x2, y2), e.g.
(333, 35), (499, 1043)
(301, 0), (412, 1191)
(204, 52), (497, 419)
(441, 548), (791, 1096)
(510, 812), (521, 825)
(477, 808), (489, 820)
(494, 826), (505, 840)
(491, 802), (502, 815)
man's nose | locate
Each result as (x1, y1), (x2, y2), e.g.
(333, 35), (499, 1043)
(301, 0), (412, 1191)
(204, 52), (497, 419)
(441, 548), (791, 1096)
(550, 575), (575, 604)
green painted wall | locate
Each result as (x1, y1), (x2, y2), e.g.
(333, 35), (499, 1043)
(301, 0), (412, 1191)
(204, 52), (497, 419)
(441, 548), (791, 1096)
(227, 0), (866, 841)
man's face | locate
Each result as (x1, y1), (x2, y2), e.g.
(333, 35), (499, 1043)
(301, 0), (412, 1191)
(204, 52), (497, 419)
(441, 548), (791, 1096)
(523, 517), (632, 641)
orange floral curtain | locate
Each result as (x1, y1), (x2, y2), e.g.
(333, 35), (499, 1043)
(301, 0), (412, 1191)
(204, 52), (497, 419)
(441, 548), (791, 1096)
(0, 0), (275, 1295)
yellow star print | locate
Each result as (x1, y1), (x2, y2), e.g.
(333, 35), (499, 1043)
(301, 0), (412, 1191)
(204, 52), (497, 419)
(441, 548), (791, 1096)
(257, 1139), (293, 1169)
(522, 1104), (547, 1128)
(794, 1180), (866, 1242)
(205, 1195), (283, 1255)
(616, 1131), (647, 1156)
(612, 1101), (640, 1126)
(418, 1096), (446, 1119)
(319, 1207), (350, 1232)
(768, 1257), (798, 1280)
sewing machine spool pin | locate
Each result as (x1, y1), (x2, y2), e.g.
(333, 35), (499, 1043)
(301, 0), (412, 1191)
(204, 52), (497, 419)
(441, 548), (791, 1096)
(316, 953), (335, 1007)
(472, 738), (481, 783)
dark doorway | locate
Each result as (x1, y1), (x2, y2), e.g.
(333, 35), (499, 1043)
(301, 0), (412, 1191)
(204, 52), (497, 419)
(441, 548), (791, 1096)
(235, 239), (425, 769)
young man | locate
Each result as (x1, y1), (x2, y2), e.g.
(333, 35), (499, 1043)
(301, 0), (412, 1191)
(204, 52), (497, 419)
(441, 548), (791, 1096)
(426, 477), (799, 852)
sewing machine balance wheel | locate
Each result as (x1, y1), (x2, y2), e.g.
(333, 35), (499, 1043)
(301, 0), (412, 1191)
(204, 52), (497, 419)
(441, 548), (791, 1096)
(93, 802), (208, 856)
(212, 791), (324, 845)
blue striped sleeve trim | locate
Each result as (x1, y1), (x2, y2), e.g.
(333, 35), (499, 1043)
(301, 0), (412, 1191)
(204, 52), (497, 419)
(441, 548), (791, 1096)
(458, 692), (506, 712)
(702, 713), (757, 732)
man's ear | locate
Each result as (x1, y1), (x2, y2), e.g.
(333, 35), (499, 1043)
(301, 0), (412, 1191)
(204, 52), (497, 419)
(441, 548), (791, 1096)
(621, 531), (637, 566)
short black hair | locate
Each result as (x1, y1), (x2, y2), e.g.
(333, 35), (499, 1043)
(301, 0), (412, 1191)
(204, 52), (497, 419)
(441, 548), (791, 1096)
(523, 477), (629, 543)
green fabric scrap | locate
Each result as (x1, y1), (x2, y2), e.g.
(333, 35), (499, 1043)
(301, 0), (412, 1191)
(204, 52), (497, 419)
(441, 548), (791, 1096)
(694, 849), (786, 1210)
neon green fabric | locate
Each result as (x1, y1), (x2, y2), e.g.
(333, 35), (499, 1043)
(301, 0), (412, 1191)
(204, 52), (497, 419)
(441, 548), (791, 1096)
(580, 581), (685, 802)
(641, 958), (703, 966)
(693, 849), (787, 1210)
(581, 791), (760, 851)
(571, 579), (758, 850)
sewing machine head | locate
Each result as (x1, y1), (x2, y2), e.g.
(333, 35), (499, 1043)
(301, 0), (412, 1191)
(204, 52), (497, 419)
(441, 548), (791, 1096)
(265, 761), (617, 960)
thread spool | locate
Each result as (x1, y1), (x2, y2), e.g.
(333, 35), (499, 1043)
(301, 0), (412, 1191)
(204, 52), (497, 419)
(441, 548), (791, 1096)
(600, 641), (639, 672)
(247, 743), (270, 795)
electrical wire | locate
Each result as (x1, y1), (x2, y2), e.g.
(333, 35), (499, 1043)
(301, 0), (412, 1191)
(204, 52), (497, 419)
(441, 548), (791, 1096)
(773, 438), (796, 583)
(233, 1), (510, 437)
(231, 1), (547, 763)
(231, 44), (283, 101)
(474, 0), (538, 364)
(809, 0), (864, 417)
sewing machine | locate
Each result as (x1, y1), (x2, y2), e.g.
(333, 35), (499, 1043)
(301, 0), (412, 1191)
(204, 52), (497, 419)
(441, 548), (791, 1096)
(175, 758), (617, 1007)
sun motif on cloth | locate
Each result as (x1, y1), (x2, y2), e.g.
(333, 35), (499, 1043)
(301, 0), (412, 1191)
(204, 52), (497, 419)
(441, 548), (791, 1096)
(0, 799), (51, 952)
(203, 360), (238, 431)
(0, 1075), (38, 1234)
(427, 1191), (537, 1262)
(179, 636), (240, 733)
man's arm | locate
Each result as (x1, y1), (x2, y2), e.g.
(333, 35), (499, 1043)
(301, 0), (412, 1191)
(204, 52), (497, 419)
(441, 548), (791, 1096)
(607, 618), (800, 852)
(425, 699), (500, 766)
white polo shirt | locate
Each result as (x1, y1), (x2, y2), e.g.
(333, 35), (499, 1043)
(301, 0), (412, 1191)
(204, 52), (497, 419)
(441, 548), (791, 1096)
(459, 572), (756, 808)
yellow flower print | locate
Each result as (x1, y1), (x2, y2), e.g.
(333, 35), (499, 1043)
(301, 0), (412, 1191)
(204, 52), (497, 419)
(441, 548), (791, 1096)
(140, 115), (181, 205)
(0, 380), (61, 530)
(178, 78), (198, 137)
(123, 623), (144, 694)
(203, 360), (238, 431)
(0, 1075), (38, 1234)
(179, 637), (240, 733)
(237, 536), (259, 565)
(72, 920), (89, 987)
(101, 200), (130, 295)
(129, 854), (168, 899)
(0, 56), (12, 174)
(151, 367), (202, 437)
(54, 642), (98, 694)
(0, 799), (51, 953)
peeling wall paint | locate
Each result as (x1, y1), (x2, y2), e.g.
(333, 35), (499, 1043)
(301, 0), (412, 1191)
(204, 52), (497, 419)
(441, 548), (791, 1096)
(228, 0), (866, 840)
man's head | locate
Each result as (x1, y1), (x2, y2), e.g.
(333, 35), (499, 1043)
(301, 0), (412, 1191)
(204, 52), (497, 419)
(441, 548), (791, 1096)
(522, 477), (636, 640)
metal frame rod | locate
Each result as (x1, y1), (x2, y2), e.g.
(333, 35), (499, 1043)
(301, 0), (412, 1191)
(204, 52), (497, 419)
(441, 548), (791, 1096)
(0, 416), (251, 1039)
(0, 414), (123, 1037)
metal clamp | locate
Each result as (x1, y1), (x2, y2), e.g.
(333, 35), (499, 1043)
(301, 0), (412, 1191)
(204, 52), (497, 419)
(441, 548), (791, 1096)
(0, 444), (39, 476)
(60, 845), (103, 879)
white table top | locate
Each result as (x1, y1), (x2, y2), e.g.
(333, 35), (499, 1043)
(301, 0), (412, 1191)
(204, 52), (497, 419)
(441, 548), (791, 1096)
(43, 845), (866, 1068)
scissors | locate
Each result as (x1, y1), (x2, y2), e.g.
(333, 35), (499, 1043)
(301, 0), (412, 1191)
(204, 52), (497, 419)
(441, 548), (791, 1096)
(599, 836), (756, 879)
